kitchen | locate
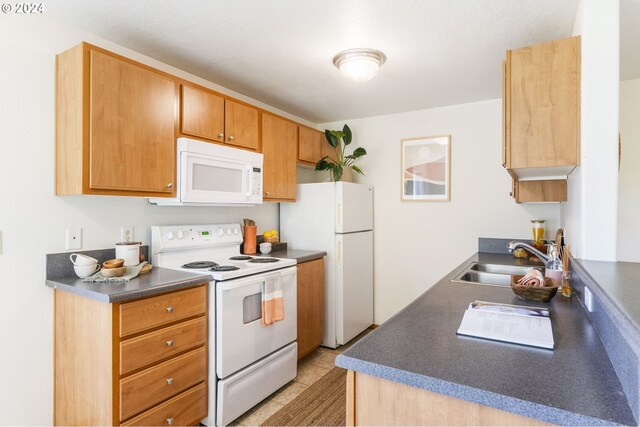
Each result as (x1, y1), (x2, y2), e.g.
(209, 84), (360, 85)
(1, 0), (639, 426)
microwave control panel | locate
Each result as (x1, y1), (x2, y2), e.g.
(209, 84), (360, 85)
(252, 167), (262, 196)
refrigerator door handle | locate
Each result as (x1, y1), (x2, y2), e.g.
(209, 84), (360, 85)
(338, 240), (343, 265)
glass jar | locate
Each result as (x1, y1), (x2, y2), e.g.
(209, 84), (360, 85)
(531, 219), (546, 246)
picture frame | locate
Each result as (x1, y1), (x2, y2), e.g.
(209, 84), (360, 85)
(401, 135), (451, 201)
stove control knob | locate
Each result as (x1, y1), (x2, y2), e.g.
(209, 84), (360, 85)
(166, 231), (175, 240)
(176, 230), (184, 239)
(233, 228), (239, 235)
(226, 228), (232, 236)
(217, 229), (224, 237)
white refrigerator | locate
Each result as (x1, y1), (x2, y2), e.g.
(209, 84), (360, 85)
(281, 182), (373, 348)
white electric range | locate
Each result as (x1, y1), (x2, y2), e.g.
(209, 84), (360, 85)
(151, 223), (298, 426)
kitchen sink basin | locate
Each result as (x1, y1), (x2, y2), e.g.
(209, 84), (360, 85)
(469, 263), (534, 276)
(451, 262), (543, 287)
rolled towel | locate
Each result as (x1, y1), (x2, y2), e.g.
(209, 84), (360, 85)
(518, 269), (545, 287)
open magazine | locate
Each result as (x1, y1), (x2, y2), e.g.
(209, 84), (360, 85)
(456, 301), (554, 349)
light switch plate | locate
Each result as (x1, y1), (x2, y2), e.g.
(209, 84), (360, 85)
(66, 228), (82, 250)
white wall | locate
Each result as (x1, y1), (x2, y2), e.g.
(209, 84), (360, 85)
(618, 78), (640, 262)
(562, 0), (620, 261)
(0, 16), (312, 425)
(320, 100), (561, 324)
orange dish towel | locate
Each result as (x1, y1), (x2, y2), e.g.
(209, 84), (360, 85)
(262, 276), (284, 326)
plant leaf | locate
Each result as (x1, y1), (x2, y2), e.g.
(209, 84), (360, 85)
(332, 164), (343, 182)
(325, 130), (338, 148)
(351, 165), (364, 175)
(343, 124), (352, 145)
(315, 158), (330, 171)
(330, 130), (344, 141)
(352, 147), (367, 157)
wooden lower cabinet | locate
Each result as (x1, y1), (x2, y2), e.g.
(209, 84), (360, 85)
(297, 258), (325, 359)
(54, 285), (208, 426)
(346, 372), (551, 426)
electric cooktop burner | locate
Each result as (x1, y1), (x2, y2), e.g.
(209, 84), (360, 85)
(182, 261), (218, 269)
(249, 258), (279, 263)
(210, 265), (240, 272)
(229, 256), (254, 261)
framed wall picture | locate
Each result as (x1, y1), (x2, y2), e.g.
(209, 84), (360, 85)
(401, 135), (451, 201)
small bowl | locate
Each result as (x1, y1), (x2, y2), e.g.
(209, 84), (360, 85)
(510, 275), (558, 302)
(103, 258), (125, 269)
(259, 242), (272, 254)
(101, 266), (126, 277)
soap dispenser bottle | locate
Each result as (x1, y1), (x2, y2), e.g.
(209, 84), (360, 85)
(545, 244), (563, 287)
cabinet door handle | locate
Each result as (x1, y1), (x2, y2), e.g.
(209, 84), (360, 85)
(217, 133), (224, 138)
(264, 191), (270, 197)
(166, 306), (174, 313)
(166, 417), (174, 425)
(228, 135), (235, 141)
(166, 340), (174, 347)
(166, 183), (173, 189)
(166, 377), (174, 385)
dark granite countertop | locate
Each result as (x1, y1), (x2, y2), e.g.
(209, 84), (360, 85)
(46, 268), (212, 303)
(257, 249), (326, 263)
(336, 252), (637, 426)
(574, 259), (640, 337)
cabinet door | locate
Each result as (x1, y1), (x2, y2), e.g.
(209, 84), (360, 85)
(298, 126), (323, 165)
(89, 50), (176, 193)
(508, 36), (579, 169)
(181, 85), (224, 142)
(224, 100), (259, 150)
(262, 114), (297, 200)
(297, 258), (325, 360)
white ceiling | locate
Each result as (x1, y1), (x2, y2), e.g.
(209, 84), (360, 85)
(48, 0), (581, 123)
(621, 0), (640, 81)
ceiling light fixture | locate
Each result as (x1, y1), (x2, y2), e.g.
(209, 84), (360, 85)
(333, 48), (386, 83)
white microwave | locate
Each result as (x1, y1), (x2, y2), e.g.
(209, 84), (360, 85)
(149, 138), (263, 206)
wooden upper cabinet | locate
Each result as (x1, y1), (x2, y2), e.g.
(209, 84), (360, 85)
(224, 100), (259, 150)
(298, 126), (323, 166)
(180, 85), (225, 142)
(262, 113), (297, 201)
(505, 36), (580, 175)
(56, 43), (177, 197)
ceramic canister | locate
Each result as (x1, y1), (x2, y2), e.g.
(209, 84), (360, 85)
(115, 241), (141, 266)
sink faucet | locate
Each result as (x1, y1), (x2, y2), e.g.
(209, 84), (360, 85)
(507, 241), (550, 263)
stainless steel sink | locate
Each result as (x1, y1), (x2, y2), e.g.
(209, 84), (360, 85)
(469, 263), (534, 276)
(451, 262), (543, 287)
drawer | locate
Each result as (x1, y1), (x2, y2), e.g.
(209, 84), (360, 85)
(120, 286), (207, 337)
(120, 317), (206, 375)
(120, 347), (207, 421)
(121, 383), (207, 426)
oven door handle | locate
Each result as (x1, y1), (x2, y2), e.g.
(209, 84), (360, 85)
(220, 267), (296, 292)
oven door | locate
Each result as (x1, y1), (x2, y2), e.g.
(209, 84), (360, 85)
(216, 267), (297, 379)
(180, 152), (259, 204)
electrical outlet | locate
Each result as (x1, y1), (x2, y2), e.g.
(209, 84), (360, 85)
(584, 286), (594, 312)
(65, 228), (82, 250)
(121, 226), (134, 242)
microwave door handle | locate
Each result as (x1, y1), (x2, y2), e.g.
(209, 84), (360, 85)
(245, 166), (252, 197)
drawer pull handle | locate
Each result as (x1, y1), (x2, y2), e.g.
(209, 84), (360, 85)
(166, 377), (174, 385)
(166, 340), (174, 347)
(166, 306), (174, 313)
(166, 417), (174, 425)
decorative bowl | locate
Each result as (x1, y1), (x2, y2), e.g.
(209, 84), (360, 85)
(510, 275), (558, 302)
(103, 258), (125, 269)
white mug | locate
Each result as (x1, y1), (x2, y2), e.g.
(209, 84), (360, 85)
(73, 263), (100, 278)
(115, 242), (141, 266)
(70, 253), (99, 266)
(259, 242), (272, 254)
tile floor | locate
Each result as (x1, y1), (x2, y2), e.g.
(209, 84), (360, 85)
(231, 329), (371, 426)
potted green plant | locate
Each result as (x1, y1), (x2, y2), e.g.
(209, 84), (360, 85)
(315, 124), (367, 182)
